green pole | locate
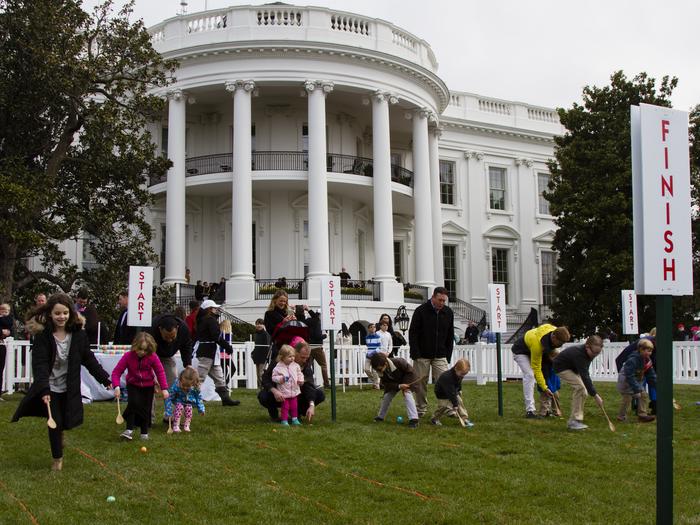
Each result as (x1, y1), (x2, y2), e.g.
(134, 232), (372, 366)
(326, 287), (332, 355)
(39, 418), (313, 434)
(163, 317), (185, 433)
(656, 295), (673, 525)
(329, 329), (337, 422)
(496, 332), (503, 416)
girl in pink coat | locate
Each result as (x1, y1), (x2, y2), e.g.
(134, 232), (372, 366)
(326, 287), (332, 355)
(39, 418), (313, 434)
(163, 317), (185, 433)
(271, 344), (304, 426)
(112, 332), (169, 440)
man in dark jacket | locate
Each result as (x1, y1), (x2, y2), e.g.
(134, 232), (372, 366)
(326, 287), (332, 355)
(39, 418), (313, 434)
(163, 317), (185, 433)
(257, 343), (325, 422)
(112, 291), (138, 345)
(464, 321), (479, 344)
(408, 286), (454, 417)
(553, 335), (604, 430)
(75, 288), (100, 345)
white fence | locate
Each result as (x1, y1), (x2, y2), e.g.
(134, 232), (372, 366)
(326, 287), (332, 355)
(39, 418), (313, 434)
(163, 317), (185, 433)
(3, 340), (700, 395)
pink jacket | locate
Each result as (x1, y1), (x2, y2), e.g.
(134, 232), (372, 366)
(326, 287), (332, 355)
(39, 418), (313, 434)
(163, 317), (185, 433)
(111, 351), (168, 390)
(271, 361), (304, 398)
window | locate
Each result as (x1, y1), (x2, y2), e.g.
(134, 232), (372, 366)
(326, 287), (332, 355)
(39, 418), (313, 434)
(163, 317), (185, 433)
(302, 124), (309, 152)
(492, 248), (509, 303)
(443, 245), (457, 299)
(160, 224), (166, 283)
(161, 127), (168, 158)
(439, 160), (455, 205)
(81, 235), (99, 270)
(538, 172), (551, 215)
(393, 241), (403, 282)
(489, 166), (507, 210)
(251, 124), (256, 152)
(541, 251), (557, 306)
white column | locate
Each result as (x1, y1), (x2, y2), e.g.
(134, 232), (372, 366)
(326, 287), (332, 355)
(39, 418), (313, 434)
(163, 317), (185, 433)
(163, 89), (188, 285)
(429, 123), (445, 287)
(371, 91), (404, 302)
(304, 80), (333, 300)
(224, 79), (256, 302)
(410, 108), (435, 288)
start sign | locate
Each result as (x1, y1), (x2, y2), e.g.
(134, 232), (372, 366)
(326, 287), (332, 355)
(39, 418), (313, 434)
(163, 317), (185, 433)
(631, 103), (693, 295)
(320, 276), (342, 331)
(488, 283), (507, 333)
(127, 266), (153, 327)
(621, 290), (639, 335)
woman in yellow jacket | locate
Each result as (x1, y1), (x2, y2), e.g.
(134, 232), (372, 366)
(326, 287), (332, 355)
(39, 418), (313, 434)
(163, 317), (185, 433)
(511, 324), (570, 418)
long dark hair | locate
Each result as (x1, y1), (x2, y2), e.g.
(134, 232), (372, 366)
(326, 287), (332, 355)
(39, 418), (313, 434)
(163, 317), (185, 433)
(40, 293), (83, 333)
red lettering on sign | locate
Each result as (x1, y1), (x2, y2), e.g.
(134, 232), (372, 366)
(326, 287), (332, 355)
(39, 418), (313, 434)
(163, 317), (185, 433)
(663, 258), (676, 281)
(664, 147), (669, 169)
(137, 292), (145, 300)
(661, 175), (673, 197)
(661, 120), (670, 141)
(138, 312), (143, 320)
(665, 202), (671, 224)
(663, 230), (674, 253)
(138, 302), (144, 310)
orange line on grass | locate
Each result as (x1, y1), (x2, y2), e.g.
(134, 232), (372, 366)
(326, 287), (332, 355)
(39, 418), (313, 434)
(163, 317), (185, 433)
(264, 480), (342, 515)
(0, 479), (40, 525)
(346, 472), (441, 502)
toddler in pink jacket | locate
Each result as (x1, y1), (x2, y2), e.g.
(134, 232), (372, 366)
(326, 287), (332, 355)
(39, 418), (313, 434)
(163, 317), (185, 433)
(271, 344), (304, 426)
(112, 332), (169, 440)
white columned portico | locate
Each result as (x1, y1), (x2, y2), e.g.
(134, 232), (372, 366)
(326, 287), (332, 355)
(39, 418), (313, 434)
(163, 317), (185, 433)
(304, 80), (334, 301)
(410, 108), (435, 288)
(370, 91), (404, 302)
(225, 79), (256, 302)
(428, 123), (445, 287)
(163, 89), (188, 286)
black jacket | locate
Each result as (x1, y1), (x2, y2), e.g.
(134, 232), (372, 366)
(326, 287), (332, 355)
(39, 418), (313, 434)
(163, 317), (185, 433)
(464, 325), (479, 344)
(252, 329), (271, 364)
(113, 308), (138, 345)
(12, 328), (110, 429)
(553, 344), (597, 396)
(148, 314), (193, 367)
(305, 310), (326, 345)
(264, 308), (287, 338)
(408, 301), (455, 361)
(379, 357), (418, 393)
(196, 313), (232, 360)
(434, 367), (463, 407)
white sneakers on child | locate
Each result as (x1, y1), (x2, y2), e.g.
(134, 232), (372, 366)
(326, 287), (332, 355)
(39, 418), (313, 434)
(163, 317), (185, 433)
(567, 420), (588, 431)
(120, 429), (133, 441)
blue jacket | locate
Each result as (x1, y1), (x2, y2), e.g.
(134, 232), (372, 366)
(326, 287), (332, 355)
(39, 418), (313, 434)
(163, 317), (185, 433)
(621, 352), (657, 394)
(164, 380), (206, 416)
(365, 333), (382, 356)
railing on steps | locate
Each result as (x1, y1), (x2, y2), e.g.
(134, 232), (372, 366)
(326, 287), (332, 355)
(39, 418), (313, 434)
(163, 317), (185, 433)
(450, 297), (487, 326)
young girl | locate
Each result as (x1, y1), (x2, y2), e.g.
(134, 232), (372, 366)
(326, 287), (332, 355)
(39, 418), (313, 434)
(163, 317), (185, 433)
(271, 344), (304, 426)
(112, 332), (169, 440)
(164, 366), (205, 432)
(369, 353), (420, 428)
(11, 293), (112, 470)
(219, 319), (234, 386)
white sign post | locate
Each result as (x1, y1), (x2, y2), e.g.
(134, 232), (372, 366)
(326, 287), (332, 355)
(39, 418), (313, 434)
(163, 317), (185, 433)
(621, 290), (638, 335)
(320, 276), (341, 421)
(127, 266), (154, 327)
(487, 283), (507, 416)
(631, 103), (693, 525)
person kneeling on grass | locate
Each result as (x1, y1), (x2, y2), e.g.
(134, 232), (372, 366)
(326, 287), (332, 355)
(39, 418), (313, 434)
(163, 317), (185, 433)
(552, 335), (604, 431)
(258, 340), (325, 423)
(430, 358), (473, 427)
(112, 332), (170, 441)
(616, 338), (656, 423)
(164, 366), (205, 433)
(271, 344), (305, 426)
(369, 353), (420, 429)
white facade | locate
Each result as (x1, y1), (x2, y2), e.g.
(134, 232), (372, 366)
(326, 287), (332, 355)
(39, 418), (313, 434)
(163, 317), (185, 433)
(139, 5), (563, 324)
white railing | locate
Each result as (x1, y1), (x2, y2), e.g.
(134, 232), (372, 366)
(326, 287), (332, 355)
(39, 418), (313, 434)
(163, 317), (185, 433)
(187, 13), (227, 34)
(449, 94), (462, 107)
(257, 8), (303, 26)
(478, 98), (512, 115)
(5, 340), (699, 395)
(527, 107), (559, 123)
(330, 14), (370, 36)
(391, 28), (416, 51)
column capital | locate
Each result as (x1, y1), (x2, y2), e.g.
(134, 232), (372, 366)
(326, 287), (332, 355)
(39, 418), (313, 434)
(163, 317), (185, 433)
(304, 80), (334, 94)
(225, 79), (256, 94)
(372, 90), (398, 105)
(515, 157), (533, 167)
(464, 150), (484, 161)
(166, 89), (187, 102)
(429, 124), (444, 138)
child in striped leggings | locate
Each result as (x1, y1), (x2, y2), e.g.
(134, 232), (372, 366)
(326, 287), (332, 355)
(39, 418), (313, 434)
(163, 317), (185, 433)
(165, 367), (205, 432)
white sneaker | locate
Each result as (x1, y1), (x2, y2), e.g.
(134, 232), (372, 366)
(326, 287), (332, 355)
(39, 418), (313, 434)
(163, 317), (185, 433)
(120, 429), (133, 441)
(567, 420), (588, 431)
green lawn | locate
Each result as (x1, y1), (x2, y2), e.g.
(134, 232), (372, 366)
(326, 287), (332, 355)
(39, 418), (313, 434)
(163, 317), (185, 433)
(1, 382), (699, 525)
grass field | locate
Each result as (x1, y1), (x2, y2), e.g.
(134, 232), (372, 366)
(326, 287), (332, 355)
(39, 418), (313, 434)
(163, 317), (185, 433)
(1, 382), (699, 525)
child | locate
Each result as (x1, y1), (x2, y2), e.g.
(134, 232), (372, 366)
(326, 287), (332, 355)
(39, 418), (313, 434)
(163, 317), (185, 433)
(11, 293), (113, 471)
(538, 351), (562, 417)
(164, 366), (205, 432)
(431, 358), (473, 427)
(271, 344), (304, 426)
(364, 323), (382, 389)
(616, 338), (656, 423)
(252, 318), (271, 388)
(112, 332), (170, 440)
(369, 353), (419, 428)
(378, 321), (392, 355)
(219, 319), (234, 386)
(0, 303), (15, 398)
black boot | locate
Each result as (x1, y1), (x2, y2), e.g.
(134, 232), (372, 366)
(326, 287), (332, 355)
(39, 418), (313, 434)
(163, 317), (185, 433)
(649, 400), (657, 415)
(215, 387), (240, 406)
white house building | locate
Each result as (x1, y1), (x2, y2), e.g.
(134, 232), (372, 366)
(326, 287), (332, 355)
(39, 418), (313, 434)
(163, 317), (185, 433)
(67, 4), (565, 326)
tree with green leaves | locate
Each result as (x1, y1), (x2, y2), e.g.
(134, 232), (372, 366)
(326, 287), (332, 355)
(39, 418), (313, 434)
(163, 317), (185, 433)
(0, 0), (176, 326)
(545, 71), (699, 337)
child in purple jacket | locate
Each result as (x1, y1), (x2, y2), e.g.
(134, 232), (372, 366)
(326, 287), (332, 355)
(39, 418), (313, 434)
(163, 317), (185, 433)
(112, 332), (169, 440)
(271, 344), (304, 426)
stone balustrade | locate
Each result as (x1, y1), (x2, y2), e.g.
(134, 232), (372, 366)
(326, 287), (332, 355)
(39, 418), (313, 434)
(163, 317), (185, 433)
(148, 5), (438, 73)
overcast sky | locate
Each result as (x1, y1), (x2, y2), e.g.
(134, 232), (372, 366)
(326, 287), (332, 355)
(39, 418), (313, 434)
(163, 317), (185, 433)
(83, 0), (699, 112)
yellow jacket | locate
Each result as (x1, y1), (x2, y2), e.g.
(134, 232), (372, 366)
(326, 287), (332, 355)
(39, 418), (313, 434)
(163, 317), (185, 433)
(524, 324), (557, 391)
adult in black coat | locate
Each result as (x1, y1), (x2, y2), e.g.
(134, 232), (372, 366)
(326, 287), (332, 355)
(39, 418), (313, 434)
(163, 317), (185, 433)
(408, 286), (455, 417)
(298, 306), (330, 388)
(75, 287), (101, 344)
(258, 341), (324, 422)
(113, 291), (138, 345)
(464, 321), (479, 344)
(196, 300), (239, 406)
(12, 294), (112, 471)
